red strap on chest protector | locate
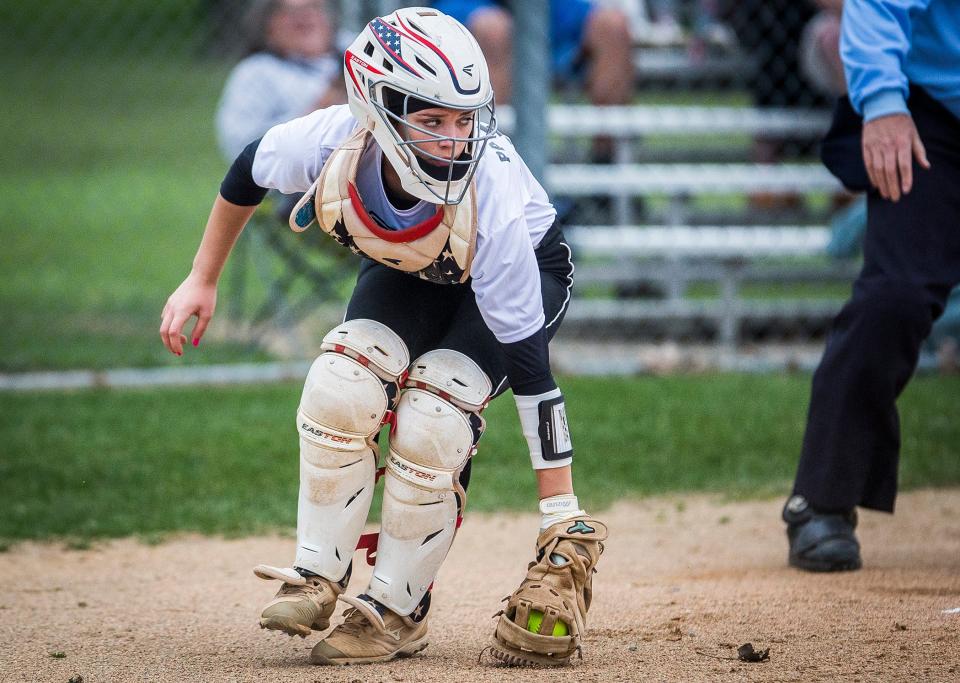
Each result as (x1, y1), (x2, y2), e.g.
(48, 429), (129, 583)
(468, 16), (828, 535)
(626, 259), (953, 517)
(347, 182), (444, 243)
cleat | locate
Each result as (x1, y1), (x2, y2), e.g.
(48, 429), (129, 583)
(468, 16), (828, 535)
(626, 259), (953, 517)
(310, 595), (429, 665)
(255, 565), (344, 636)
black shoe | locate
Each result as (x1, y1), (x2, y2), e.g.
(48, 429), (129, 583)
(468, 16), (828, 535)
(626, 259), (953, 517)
(782, 495), (862, 572)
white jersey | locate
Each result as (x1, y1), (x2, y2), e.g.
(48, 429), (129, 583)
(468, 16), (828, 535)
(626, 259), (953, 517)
(251, 104), (558, 344)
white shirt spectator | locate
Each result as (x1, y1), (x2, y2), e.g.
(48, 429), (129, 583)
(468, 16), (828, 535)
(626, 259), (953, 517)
(215, 52), (340, 160)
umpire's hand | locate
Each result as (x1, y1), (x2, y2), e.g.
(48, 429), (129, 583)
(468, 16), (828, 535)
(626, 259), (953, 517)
(862, 113), (931, 202)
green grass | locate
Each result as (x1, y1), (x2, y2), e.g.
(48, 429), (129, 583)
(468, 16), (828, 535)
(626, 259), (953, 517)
(2, 374), (957, 541)
(0, 1), (211, 61)
(0, 55), (279, 371)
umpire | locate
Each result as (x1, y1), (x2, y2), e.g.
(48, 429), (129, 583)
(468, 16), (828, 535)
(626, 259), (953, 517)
(783, 0), (960, 572)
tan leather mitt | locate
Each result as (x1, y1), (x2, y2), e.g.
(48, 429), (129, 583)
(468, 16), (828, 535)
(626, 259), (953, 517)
(489, 516), (607, 666)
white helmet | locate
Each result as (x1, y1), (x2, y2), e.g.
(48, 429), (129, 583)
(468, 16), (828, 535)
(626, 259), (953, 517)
(344, 7), (498, 204)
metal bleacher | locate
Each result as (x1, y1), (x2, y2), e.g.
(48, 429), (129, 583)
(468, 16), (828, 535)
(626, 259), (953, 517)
(230, 102), (849, 353)
(499, 103), (848, 349)
(497, 104), (832, 138)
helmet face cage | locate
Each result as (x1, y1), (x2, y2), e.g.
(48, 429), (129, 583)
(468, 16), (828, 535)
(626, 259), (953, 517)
(343, 8), (496, 205)
(369, 82), (498, 204)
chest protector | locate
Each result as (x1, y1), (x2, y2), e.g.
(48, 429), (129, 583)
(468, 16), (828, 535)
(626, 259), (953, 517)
(290, 128), (478, 285)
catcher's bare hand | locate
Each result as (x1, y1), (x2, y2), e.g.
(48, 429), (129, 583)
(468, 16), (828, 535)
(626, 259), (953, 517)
(160, 274), (217, 356)
(861, 113), (930, 202)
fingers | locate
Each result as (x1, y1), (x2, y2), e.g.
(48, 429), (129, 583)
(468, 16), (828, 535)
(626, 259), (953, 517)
(866, 144), (895, 200)
(864, 143), (880, 195)
(159, 305), (190, 356)
(897, 140), (913, 196)
(912, 132), (931, 170)
(159, 306), (174, 355)
(882, 146), (901, 202)
(863, 115), (931, 201)
(879, 130), (929, 200)
(191, 313), (212, 348)
(866, 137), (906, 201)
(168, 312), (190, 356)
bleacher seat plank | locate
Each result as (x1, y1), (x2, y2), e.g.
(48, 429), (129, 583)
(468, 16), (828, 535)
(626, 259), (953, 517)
(563, 298), (843, 322)
(497, 105), (831, 137)
(547, 163), (839, 195)
(566, 225), (832, 258)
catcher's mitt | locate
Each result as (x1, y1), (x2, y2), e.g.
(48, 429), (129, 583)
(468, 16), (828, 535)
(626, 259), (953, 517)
(489, 516), (607, 666)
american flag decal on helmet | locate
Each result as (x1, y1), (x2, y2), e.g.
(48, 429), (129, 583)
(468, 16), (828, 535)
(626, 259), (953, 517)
(369, 18), (421, 76)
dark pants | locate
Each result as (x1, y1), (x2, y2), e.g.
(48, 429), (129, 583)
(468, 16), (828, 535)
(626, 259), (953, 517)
(793, 88), (960, 513)
(344, 224), (574, 398)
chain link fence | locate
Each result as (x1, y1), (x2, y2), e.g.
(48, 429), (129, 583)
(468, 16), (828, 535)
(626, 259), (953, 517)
(13, 1), (952, 372)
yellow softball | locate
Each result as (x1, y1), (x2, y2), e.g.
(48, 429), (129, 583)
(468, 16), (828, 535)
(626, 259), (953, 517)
(526, 610), (569, 636)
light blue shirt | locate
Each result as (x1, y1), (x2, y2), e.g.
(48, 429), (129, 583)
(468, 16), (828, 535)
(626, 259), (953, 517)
(841, 0), (960, 122)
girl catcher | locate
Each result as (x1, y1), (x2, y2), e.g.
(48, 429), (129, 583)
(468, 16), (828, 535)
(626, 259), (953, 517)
(160, 7), (606, 667)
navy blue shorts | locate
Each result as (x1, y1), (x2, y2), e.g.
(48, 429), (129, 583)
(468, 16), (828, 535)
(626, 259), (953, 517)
(344, 224), (574, 397)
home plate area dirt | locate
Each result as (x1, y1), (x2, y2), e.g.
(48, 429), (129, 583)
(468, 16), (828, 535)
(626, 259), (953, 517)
(1, 489), (958, 682)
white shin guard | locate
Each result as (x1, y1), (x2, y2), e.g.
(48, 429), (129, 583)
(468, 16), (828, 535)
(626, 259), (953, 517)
(365, 350), (490, 615)
(294, 320), (409, 581)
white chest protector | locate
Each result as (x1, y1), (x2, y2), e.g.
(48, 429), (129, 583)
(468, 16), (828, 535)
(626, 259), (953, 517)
(290, 128), (479, 285)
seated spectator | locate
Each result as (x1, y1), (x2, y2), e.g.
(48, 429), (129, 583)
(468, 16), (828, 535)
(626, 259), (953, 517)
(431, 0), (633, 162)
(799, 0), (845, 100)
(215, 0), (345, 161)
(431, 0), (632, 104)
(641, 0), (735, 60)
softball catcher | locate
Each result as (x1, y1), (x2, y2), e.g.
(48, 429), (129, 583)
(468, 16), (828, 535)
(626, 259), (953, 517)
(160, 6), (606, 667)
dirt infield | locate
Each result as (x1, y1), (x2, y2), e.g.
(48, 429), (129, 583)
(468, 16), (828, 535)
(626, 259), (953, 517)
(2, 489), (958, 682)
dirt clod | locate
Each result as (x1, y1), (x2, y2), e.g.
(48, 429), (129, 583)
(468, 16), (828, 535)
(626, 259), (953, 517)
(737, 643), (770, 662)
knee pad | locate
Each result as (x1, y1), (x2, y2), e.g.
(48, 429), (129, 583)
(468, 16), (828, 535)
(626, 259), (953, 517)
(366, 350), (491, 615)
(295, 319), (409, 580)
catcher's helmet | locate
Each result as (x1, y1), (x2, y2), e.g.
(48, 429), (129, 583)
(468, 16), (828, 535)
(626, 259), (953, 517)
(343, 7), (497, 204)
